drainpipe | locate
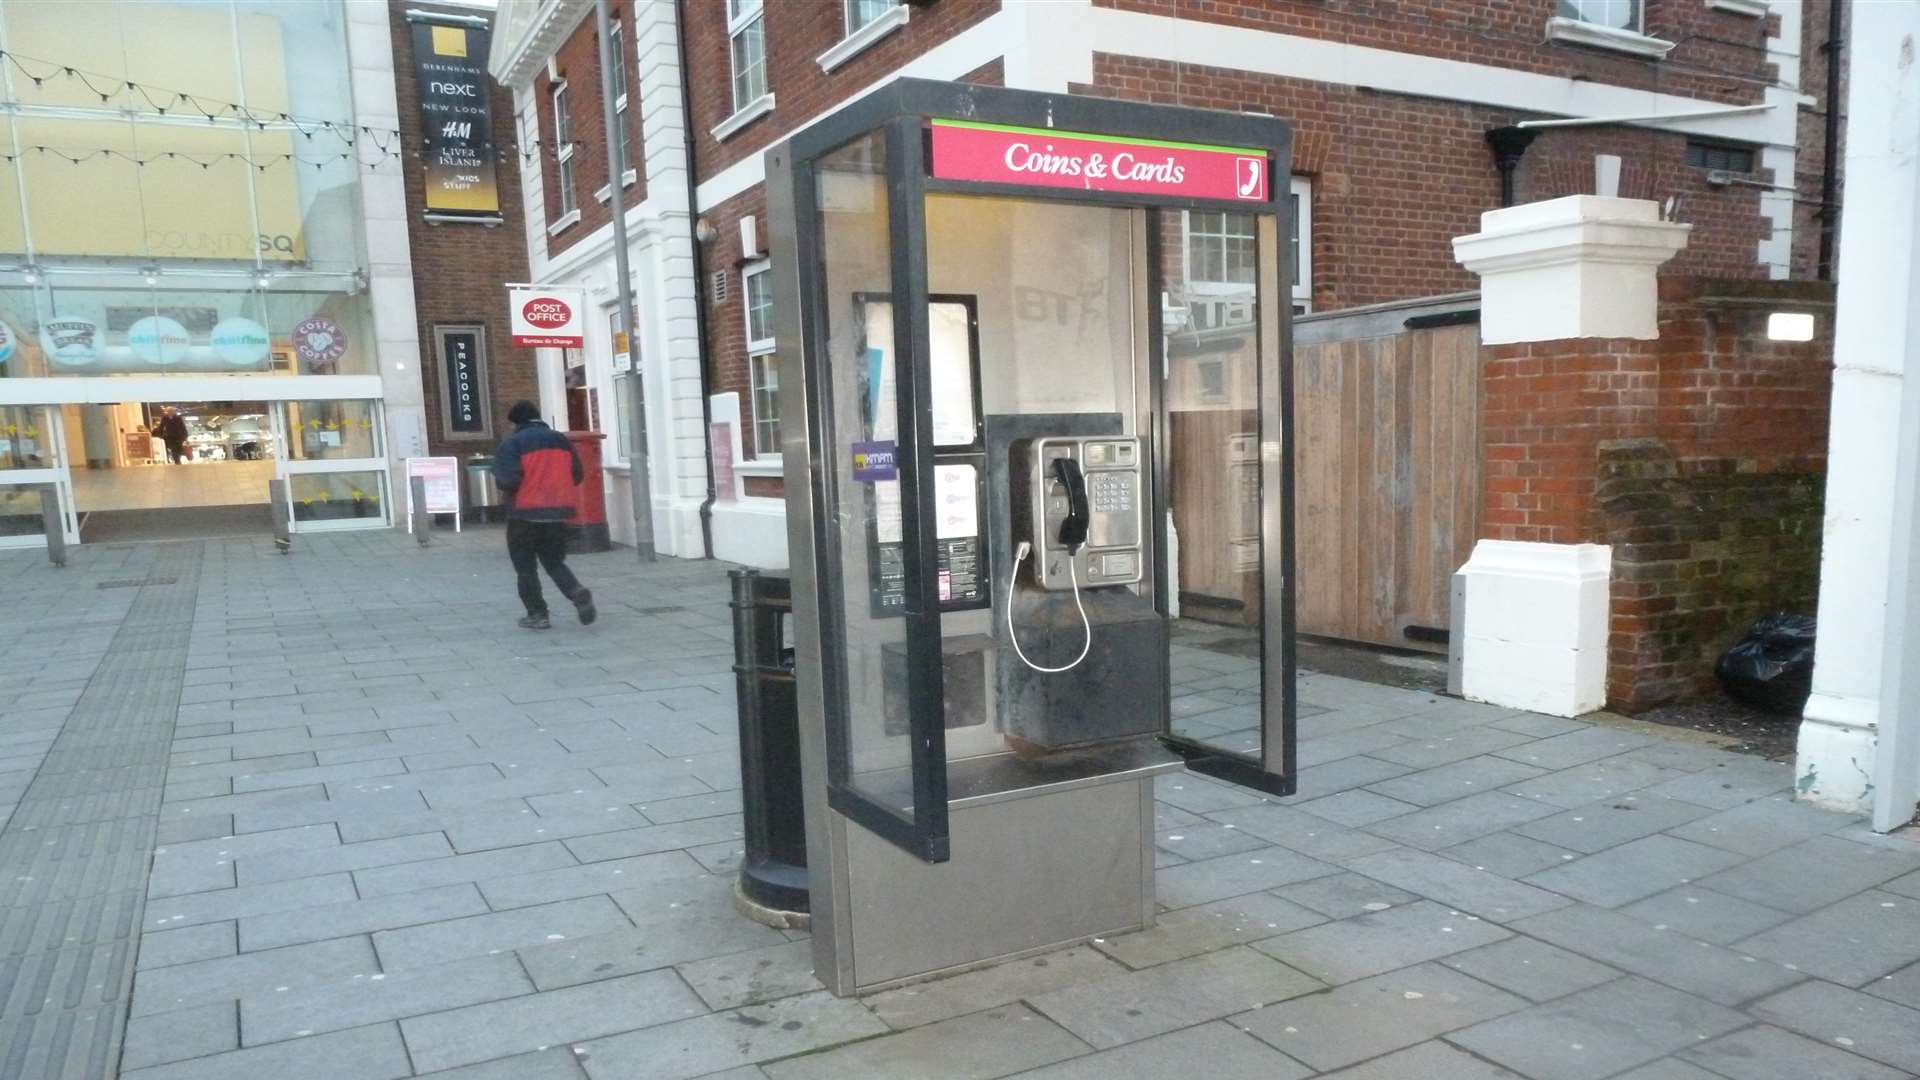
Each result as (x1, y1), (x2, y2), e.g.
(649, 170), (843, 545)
(1817, 0), (1843, 281)
(677, 0), (718, 559)
(1486, 126), (1539, 208)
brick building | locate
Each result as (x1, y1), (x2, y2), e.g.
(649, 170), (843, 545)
(488, 0), (1831, 570)
(394, 3), (539, 460)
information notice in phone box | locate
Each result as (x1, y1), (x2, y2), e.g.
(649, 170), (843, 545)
(406, 456), (462, 515)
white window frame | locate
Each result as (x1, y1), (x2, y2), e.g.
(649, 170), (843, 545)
(1182, 210), (1258, 297)
(609, 21), (636, 184)
(551, 81), (577, 224)
(818, 0), (909, 72)
(742, 261), (779, 458)
(727, 0), (768, 113)
(1556, 0), (1643, 33)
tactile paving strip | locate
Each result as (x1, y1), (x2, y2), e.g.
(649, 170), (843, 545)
(0, 544), (200, 1079)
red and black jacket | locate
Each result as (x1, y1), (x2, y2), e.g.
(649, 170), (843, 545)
(492, 420), (582, 521)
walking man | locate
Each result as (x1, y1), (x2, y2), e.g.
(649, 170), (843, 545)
(493, 401), (597, 630)
(154, 406), (189, 465)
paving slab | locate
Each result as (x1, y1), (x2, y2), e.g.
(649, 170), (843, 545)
(1272, 871), (1420, 919)
(1438, 936), (1621, 1004)
(1448, 976), (1748, 1080)
(1251, 899), (1510, 984)
(1440, 831), (1580, 878)
(400, 969), (706, 1074)
(1154, 846), (1338, 908)
(1748, 980), (1920, 1074)
(240, 953), (535, 1046)
(1698, 834), (1920, 914)
(759, 1003), (1088, 1080)
(1511, 795), (1715, 854)
(120, 1000), (238, 1070)
(371, 895), (634, 971)
(1292, 788), (1420, 827)
(573, 990), (889, 1080)
(1522, 835), (1747, 909)
(120, 1021), (412, 1080)
(1736, 889), (1920, 984)
(864, 946), (1126, 1031)
(1513, 903), (1802, 1007)
(1234, 960), (1527, 1071)
(1363, 792), (1560, 851)
(1346, 848), (1573, 922)
(1092, 891), (1325, 969)
(239, 882), (491, 953)
(1492, 728), (1653, 771)
(1679, 1023), (1909, 1080)
(1666, 795), (1858, 856)
(674, 939), (822, 1010)
(130, 935), (380, 1016)
(1024, 946), (1322, 1049)
(1616, 885), (1796, 946)
(1002, 1020), (1307, 1080)
(1318, 1039), (1528, 1079)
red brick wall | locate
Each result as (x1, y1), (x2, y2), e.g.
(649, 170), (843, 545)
(1094, 0), (1775, 107)
(1794, 0), (1844, 280)
(683, 0), (999, 179)
(699, 186), (772, 458)
(392, 4), (536, 456)
(1477, 277), (1835, 710)
(530, 4), (646, 260)
(1074, 55), (1772, 310)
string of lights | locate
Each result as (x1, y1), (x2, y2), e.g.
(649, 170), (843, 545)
(0, 49), (404, 148)
(0, 145), (401, 170)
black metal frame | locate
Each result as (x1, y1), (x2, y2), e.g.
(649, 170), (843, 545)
(786, 79), (1297, 861)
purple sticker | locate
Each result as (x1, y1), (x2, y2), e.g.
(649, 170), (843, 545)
(852, 440), (897, 482)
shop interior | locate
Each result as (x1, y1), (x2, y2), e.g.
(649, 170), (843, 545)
(59, 402), (275, 541)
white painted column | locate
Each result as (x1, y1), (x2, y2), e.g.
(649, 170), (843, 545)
(1796, 1), (1920, 822)
(634, 0), (711, 559)
(344, 2), (428, 488)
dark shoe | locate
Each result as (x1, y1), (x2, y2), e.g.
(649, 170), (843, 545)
(573, 589), (597, 626)
(517, 612), (551, 630)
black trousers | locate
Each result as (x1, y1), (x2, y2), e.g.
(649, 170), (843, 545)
(507, 519), (584, 616)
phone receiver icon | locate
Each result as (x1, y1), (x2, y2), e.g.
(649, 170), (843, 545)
(1239, 159), (1261, 198)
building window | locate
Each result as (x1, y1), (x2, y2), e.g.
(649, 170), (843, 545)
(552, 82), (576, 216)
(609, 22), (634, 175)
(728, 0), (768, 110)
(1290, 176), (1313, 314)
(1556, 0), (1641, 32)
(1187, 211), (1257, 289)
(743, 261), (778, 455)
(1182, 179), (1312, 313)
(1686, 141), (1755, 174)
(845, 0), (898, 34)
(608, 306), (637, 461)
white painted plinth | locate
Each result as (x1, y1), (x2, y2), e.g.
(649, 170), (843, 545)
(1452, 196), (1690, 344)
(1458, 540), (1612, 718)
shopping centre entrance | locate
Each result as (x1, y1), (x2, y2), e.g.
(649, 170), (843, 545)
(0, 396), (391, 549)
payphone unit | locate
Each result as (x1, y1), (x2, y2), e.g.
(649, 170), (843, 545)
(768, 78), (1296, 995)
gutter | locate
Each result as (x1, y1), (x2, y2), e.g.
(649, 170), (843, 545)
(678, 0), (718, 559)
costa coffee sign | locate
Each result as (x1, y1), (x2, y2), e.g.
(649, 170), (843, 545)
(930, 119), (1270, 202)
(508, 286), (585, 348)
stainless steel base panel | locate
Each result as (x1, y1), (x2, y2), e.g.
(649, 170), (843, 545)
(817, 771), (1163, 995)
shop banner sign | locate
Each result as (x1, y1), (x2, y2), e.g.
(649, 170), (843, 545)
(440, 328), (486, 433)
(929, 119), (1270, 203)
(509, 286), (585, 348)
(406, 456), (462, 515)
(409, 15), (501, 219)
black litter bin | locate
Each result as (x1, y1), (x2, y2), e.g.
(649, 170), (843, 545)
(731, 569), (809, 923)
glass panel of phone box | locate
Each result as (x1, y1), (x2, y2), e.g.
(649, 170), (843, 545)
(823, 175), (1267, 816)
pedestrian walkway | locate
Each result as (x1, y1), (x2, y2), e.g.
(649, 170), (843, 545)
(1, 528), (1917, 1080)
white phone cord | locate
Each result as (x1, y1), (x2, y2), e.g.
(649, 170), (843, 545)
(1006, 541), (1092, 673)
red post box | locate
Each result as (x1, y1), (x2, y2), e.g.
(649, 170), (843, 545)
(565, 430), (611, 553)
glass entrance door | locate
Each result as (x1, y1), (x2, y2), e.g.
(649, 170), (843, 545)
(0, 405), (76, 548)
(278, 398), (391, 532)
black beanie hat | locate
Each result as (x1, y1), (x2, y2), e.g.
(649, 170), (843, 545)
(507, 400), (540, 425)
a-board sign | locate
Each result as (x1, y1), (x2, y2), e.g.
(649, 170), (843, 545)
(405, 456), (462, 516)
(929, 119), (1270, 203)
(508, 286), (585, 348)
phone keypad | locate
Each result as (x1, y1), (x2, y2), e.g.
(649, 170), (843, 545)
(1090, 473), (1134, 513)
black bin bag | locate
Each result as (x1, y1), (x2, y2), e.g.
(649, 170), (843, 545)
(1715, 613), (1817, 715)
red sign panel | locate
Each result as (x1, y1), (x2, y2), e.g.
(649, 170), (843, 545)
(929, 119), (1269, 202)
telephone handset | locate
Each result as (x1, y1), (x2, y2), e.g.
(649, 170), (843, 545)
(1006, 435), (1145, 673)
(1051, 456), (1090, 552)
